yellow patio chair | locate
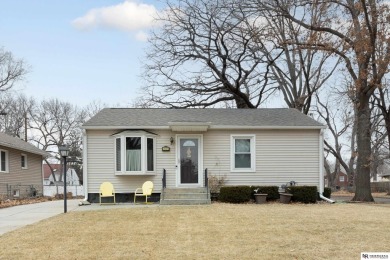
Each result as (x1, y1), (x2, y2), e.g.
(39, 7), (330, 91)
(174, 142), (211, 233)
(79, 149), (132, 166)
(99, 182), (116, 205)
(134, 181), (154, 204)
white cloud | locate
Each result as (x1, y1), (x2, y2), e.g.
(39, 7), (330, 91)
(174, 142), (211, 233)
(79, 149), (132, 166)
(72, 0), (159, 39)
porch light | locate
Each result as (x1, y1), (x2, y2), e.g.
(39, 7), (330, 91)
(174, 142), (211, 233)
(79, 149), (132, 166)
(170, 137), (174, 145)
(58, 145), (69, 213)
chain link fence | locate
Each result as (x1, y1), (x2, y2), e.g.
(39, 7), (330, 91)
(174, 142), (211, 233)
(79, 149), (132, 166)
(371, 182), (390, 193)
(0, 182), (43, 199)
(1, 182), (84, 199)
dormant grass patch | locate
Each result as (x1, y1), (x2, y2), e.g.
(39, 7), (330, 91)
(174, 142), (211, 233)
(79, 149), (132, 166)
(1, 203), (389, 259)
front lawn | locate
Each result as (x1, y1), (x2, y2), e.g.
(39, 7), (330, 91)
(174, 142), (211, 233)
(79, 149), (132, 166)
(0, 203), (389, 259)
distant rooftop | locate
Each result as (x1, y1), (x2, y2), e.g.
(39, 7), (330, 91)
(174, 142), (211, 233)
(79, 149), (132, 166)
(83, 108), (325, 129)
(0, 132), (48, 156)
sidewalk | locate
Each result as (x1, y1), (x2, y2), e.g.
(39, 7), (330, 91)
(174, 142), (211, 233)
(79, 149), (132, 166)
(332, 196), (390, 204)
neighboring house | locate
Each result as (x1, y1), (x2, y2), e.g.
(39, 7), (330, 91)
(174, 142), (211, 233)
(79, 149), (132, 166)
(371, 173), (390, 182)
(82, 108), (326, 203)
(0, 132), (48, 198)
(43, 164), (81, 185)
(335, 172), (349, 189)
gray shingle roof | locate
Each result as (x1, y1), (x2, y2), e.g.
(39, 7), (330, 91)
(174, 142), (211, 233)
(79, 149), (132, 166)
(0, 132), (49, 156)
(83, 108), (324, 129)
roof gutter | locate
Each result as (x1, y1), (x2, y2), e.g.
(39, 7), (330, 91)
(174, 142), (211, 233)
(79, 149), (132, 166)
(0, 142), (50, 157)
(82, 129), (89, 203)
(82, 125), (326, 130)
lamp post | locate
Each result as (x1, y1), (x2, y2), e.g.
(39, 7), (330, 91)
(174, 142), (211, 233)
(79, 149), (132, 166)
(59, 145), (70, 213)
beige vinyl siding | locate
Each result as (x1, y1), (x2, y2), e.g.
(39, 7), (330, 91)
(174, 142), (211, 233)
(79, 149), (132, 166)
(0, 145), (43, 196)
(86, 128), (321, 193)
(86, 130), (177, 193)
(203, 129), (320, 188)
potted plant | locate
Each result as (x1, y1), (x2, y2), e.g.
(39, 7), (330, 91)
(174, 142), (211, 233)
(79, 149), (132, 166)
(279, 192), (293, 204)
(253, 188), (268, 204)
(279, 181), (295, 204)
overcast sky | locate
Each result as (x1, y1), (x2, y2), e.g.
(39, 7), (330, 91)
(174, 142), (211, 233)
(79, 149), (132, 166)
(0, 0), (164, 107)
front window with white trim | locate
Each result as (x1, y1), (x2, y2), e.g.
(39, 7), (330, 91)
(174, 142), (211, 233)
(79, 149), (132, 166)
(0, 149), (8, 173)
(115, 132), (156, 174)
(231, 135), (255, 171)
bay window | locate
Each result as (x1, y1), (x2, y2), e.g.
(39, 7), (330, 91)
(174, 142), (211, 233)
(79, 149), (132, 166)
(114, 132), (156, 175)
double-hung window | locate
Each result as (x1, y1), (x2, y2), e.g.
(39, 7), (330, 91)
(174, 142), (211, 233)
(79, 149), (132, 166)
(231, 135), (255, 172)
(114, 131), (156, 175)
(0, 149), (8, 173)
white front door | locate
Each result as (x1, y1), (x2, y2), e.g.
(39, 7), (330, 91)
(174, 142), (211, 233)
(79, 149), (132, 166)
(177, 135), (203, 186)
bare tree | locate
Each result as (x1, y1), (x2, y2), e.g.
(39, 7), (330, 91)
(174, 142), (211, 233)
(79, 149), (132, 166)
(0, 47), (28, 93)
(142, 0), (278, 108)
(316, 93), (357, 189)
(369, 103), (389, 181)
(0, 93), (34, 138)
(373, 79), (390, 153)
(262, 0), (390, 201)
(260, 8), (339, 114)
(141, 0), (338, 113)
(84, 100), (109, 120)
(29, 99), (87, 182)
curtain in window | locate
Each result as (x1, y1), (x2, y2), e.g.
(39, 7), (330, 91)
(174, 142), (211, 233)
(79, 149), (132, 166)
(126, 150), (141, 171)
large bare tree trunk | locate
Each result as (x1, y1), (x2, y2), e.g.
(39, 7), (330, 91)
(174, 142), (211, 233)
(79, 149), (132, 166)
(353, 96), (374, 201)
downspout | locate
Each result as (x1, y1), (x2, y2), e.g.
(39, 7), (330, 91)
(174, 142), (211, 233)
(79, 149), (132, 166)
(82, 129), (88, 202)
(319, 129), (335, 203)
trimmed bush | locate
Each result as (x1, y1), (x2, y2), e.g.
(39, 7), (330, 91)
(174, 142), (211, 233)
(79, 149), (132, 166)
(251, 186), (279, 201)
(287, 186), (317, 203)
(219, 186), (252, 203)
(323, 187), (332, 199)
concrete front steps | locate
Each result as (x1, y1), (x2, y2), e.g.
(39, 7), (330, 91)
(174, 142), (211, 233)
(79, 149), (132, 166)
(160, 187), (211, 205)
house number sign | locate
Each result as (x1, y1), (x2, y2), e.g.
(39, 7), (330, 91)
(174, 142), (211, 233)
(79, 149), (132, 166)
(162, 146), (171, 152)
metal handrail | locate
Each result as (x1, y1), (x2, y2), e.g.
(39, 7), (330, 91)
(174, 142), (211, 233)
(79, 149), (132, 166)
(162, 168), (166, 189)
(204, 168), (209, 199)
(161, 169), (167, 201)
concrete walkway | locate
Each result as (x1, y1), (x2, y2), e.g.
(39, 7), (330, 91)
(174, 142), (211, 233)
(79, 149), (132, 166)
(0, 200), (159, 236)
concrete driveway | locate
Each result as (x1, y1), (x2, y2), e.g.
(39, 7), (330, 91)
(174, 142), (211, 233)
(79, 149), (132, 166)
(0, 200), (159, 236)
(0, 200), (80, 236)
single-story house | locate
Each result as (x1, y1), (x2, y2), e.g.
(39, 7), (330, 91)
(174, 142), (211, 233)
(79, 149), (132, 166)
(43, 164), (81, 186)
(82, 108), (326, 203)
(0, 132), (48, 198)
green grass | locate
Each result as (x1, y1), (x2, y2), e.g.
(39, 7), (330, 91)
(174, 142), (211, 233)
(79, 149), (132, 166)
(1, 203), (389, 259)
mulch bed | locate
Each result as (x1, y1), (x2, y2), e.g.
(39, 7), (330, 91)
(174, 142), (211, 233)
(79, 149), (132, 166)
(0, 197), (58, 209)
